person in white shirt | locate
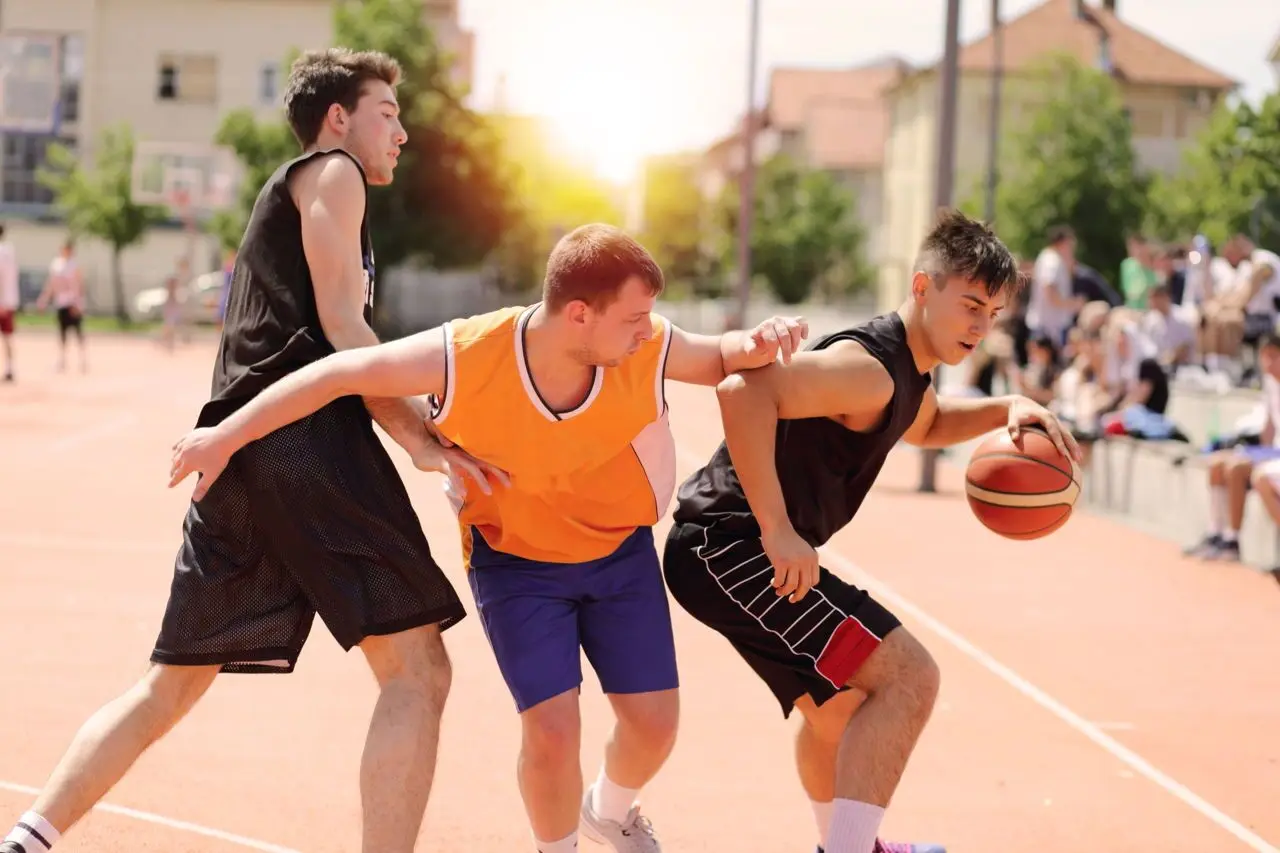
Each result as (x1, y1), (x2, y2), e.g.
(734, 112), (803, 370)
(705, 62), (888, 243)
(1141, 283), (1196, 368)
(0, 223), (18, 382)
(1025, 225), (1084, 349)
(1199, 235), (1280, 375)
(35, 239), (87, 373)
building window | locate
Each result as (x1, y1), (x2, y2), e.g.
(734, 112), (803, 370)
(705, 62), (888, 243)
(1, 133), (75, 205)
(156, 54), (217, 104)
(58, 34), (83, 125)
(258, 62), (278, 105)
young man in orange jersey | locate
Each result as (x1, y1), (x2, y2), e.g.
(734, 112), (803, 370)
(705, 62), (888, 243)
(168, 223), (806, 853)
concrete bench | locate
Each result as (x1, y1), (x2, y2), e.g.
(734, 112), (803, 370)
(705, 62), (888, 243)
(1079, 437), (1280, 570)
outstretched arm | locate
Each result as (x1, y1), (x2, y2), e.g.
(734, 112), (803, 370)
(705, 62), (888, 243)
(295, 152), (433, 456)
(715, 341), (894, 603)
(903, 386), (1080, 460)
(664, 315), (809, 386)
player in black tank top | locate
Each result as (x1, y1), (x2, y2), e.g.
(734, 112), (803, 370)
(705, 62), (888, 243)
(0, 50), (492, 853)
(663, 211), (1080, 853)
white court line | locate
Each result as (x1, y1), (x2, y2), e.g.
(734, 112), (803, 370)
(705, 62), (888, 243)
(0, 781), (300, 853)
(672, 444), (1278, 853)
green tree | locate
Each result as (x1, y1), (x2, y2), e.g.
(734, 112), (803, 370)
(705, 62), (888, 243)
(717, 153), (870, 305)
(1147, 91), (1280, 248)
(211, 0), (520, 268)
(637, 155), (707, 288)
(992, 54), (1148, 281)
(37, 124), (166, 324)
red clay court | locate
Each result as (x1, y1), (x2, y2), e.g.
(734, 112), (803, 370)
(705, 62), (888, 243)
(1, 331), (1277, 852)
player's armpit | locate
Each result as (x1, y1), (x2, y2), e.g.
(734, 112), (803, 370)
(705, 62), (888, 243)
(293, 153), (369, 343)
(718, 341), (894, 422)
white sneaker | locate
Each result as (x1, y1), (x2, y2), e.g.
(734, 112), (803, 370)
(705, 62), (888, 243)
(580, 786), (661, 852)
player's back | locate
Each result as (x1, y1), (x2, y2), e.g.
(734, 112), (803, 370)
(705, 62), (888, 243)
(673, 311), (931, 547)
(200, 149), (376, 428)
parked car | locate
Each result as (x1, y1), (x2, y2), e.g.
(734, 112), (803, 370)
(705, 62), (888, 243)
(133, 270), (226, 325)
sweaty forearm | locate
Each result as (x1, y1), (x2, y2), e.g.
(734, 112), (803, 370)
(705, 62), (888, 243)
(922, 395), (1012, 446)
(325, 319), (431, 455)
(716, 375), (791, 534)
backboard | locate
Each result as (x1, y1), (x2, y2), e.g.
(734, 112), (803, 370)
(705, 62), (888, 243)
(130, 141), (240, 220)
(0, 30), (62, 133)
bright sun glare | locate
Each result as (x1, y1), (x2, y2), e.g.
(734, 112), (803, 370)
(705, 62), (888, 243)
(530, 6), (675, 185)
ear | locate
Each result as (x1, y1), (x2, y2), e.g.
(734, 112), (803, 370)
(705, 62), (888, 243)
(325, 103), (348, 134)
(563, 299), (590, 326)
(910, 271), (932, 302)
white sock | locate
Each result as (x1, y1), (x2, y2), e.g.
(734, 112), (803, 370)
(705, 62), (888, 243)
(1209, 486), (1227, 536)
(1224, 527), (1239, 543)
(590, 766), (639, 824)
(533, 830), (577, 853)
(5, 812), (61, 851)
(825, 798), (884, 853)
(811, 799), (833, 847)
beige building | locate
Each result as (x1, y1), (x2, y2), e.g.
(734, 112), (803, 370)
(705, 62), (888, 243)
(699, 58), (907, 271)
(878, 0), (1236, 311)
(0, 0), (473, 313)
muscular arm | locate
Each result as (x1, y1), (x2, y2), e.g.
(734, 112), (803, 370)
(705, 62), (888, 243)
(294, 153), (433, 456)
(214, 328), (447, 456)
(714, 342), (894, 535)
(902, 388), (1012, 448)
(664, 325), (755, 386)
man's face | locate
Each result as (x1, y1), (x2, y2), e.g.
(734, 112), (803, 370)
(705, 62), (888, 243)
(917, 273), (1007, 366)
(341, 80), (407, 186)
(571, 276), (658, 367)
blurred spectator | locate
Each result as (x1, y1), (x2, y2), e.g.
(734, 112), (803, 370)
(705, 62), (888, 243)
(1013, 333), (1060, 406)
(1200, 234), (1280, 379)
(1026, 225), (1084, 349)
(1141, 283), (1196, 368)
(1121, 235), (1159, 310)
(1185, 333), (1280, 561)
(1072, 261), (1123, 308)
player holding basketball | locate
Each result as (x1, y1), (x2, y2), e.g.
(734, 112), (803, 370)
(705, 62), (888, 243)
(166, 222), (806, 853)
(663, 210), (1080, 853)
(1, 49), (497, 853)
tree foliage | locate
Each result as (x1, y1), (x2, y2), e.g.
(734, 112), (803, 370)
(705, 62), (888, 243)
(1146, 91), (1280, 248)
(717, 153), (870, 305)
(37, 124), (166, 322)
(637, 155), (707, 288)
(992, 54), (1148, 281)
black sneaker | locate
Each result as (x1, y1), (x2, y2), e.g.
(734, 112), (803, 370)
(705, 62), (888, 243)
(1183, 534), (1222, 557)
(1208, 538), (1241, 562)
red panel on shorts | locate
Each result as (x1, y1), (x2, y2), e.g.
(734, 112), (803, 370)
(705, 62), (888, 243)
(814, 616), (881, 686)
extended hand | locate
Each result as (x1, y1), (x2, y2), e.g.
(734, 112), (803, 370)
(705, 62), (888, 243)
(742, 315), (809, 368)
(412, 434), (510, 496)
(1007, 396), (1082, 462)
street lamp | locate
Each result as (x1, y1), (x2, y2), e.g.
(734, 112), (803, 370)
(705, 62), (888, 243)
(918, 0), (962, 493)
(732, 0), (762, 331)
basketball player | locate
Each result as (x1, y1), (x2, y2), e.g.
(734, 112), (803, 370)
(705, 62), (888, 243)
(166, 223), (808, 853)
(0, 223), (18, 382)
(1, 48), (499, 853)
(662, 210), (1081, 853)
(34, 240), (86, 373)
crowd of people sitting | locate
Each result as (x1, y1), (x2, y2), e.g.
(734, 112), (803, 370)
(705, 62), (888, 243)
(958, 226), (1280, 569)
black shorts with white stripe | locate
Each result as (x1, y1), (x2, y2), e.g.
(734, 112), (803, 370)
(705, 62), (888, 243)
(663, 520), (901, 717)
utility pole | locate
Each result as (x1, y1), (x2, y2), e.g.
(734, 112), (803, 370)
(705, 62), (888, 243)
(918, 0), (962, 493)
(984, 0), (1003, 223)
(732, 0), (762, 331)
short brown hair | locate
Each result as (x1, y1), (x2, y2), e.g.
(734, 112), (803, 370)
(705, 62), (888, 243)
(283, 48), (402, 148)
(543, 224), (664, 312)
(915, 208), (1022, 297)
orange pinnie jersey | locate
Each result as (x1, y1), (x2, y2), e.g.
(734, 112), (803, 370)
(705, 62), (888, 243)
(430, 305), (677, 566)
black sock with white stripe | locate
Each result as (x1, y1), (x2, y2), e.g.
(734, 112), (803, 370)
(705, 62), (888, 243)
(4, 811), (60, 851)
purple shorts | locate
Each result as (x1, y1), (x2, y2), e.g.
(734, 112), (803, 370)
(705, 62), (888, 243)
(466, 526), (679, 713)
(1237, 445), (1280, 465)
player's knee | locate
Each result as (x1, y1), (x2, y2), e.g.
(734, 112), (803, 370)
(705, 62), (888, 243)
(363, 626), (452, 707)
(1228, 458), (1255, 483)
(135, 664), (217, 734)
(613, 690), (679, 754)
(520, 696), (581, 763)
(854, 629), (940, 717)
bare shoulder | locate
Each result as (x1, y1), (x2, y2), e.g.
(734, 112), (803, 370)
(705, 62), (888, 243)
(289, 152), (365, 208)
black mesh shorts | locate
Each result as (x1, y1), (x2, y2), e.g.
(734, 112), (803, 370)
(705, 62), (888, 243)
(151, 396), (466, 673)
(663, 520), (900, 717)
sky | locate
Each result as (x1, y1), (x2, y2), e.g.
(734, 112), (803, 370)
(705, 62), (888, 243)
(453, 0), (1279, 181)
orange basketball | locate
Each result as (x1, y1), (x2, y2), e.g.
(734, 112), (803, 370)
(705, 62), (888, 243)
(965, 425), (1081, 540)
